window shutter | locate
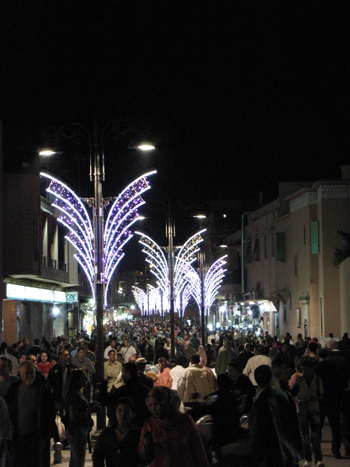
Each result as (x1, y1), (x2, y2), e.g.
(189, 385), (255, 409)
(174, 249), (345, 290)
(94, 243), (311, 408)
(311, 221), (319, 254)
(276, 232), (286, 262)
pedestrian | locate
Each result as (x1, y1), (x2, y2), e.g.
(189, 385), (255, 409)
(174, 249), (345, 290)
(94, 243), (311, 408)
(6, 360), (56, 467)
(93, 397), (141, 467)
(0, 395), (12, 467)
(139, 386), (208, 467)
(249, 365), (303, 467)
(64, 369), (99, 467)
(296, 359), (325, 467)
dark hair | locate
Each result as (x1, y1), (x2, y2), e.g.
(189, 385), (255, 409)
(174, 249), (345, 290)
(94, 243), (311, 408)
(114, 396), (135, 414)
(227, 359), (241, 371)
(77, 347), (84, 353)
(271, 359), (286, 370)
(317, 348), (328, 360)
(0, 356), (12, 371)
(309, 342), (318, 353)
(68, 369), (87, 392)
(123, 362), (137, 377)
(146, 386), (180, 420)
(190, 354), (200, 365)
(254, 365), (272, 388)
(39, 350), (50, 362)
(108, 349), (116, 356)
(301, 358), (314, 369)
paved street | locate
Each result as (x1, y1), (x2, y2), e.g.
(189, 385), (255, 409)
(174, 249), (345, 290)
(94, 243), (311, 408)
(50, 418), (349, 466)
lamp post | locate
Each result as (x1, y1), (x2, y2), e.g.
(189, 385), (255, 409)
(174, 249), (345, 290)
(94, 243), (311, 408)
(39, 120), (154, 429)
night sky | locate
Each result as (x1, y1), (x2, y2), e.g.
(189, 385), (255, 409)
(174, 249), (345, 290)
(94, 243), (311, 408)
(1, 1), (349, 267)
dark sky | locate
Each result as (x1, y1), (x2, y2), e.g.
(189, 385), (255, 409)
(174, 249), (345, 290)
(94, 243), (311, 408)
(1, 1), (350, 267)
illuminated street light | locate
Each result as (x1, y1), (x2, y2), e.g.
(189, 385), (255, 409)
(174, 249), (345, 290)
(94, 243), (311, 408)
(40, 121), (155, 430)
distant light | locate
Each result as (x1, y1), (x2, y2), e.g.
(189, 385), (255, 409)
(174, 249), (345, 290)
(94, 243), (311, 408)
(138, 144), (155, 151)
(53, 307), (59, 316)
(219, 244), (228, 248)
(216, 322), (221, 328)
(207, 323), (213, 331)
(223, 214), (227, 218)
(194, 215), (206, 219)
(39, 150), (56, 157)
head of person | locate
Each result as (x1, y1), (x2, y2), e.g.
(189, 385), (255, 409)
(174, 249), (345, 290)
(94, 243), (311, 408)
(255, 345), (264, 355)
(301, 358), (314, 378)
(27, 354), (37, 365)
(113, 397), (135, 428)
(329, 333), (333, 338)
(108, 349), (116, 362)
(116, 352), (123, 363)
(146, 386), (180, 421)
(317, 348), (328, 361)
(158, 357), (170, 371)
(19, 361), (37, 387)
(176, 355), (188, 368)
(122, 362), (137, 382)
(254, 365), (272, 390)
(271, 359), (288, 381)
(136, 358), (147, 373)
(77, 347), (85, 360)
(123, 338), (130, 348)
(59, 349), (70, 365)
(68, 369), (87, 392)
(227, 359), (241, 380)
(39, 351), (49, 363)
(190, 354), (200, 366)
(110, 338), (117, 348)
(309, 342), (318, 354)
(280, 342), (288, 353)
(244, 343), (251, 352)
(0, 357), (12, 380)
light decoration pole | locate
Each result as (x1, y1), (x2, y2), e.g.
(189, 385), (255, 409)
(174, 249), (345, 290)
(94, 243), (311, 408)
(39, 121), (155, 430)
(133, 229), (206, 358)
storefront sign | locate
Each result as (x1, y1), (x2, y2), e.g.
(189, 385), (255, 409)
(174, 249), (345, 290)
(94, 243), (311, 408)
(6, 283), (67, 303)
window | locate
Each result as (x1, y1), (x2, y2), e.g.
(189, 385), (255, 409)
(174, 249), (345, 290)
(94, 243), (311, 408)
(264, 234), (268, 259)
(296, 308), (301, 328)
(271, 231), (275, 257)
(283, 303), (287, 324)
(294, 253), (298, 277)
(245, 242), (252, 263)
(311, 221), (319, 254)
(276, 232), (286, 262)
(253, 238), (260, 261)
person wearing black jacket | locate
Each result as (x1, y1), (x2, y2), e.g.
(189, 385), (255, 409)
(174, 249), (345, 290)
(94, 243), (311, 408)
(6, 361), (56, 467)
(108, 362), (150, 428)
(48, 349), (76, 416)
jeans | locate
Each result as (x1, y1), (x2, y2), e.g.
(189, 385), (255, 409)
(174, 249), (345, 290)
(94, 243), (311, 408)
(298, 409), (323, 463)
(65, 427), (88, 467)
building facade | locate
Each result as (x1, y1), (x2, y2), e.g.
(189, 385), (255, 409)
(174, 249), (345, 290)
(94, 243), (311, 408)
(214, 170), (350, 340)
(1, 173), (81, 344)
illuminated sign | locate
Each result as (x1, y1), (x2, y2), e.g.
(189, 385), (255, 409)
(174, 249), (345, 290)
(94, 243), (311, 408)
(6, 284), (67, 303)
(66, 292), (79, 303)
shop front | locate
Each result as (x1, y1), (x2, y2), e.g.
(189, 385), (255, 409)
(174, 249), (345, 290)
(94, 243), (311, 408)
(232, 300), (278, 337)
(3, 282), (79, 343)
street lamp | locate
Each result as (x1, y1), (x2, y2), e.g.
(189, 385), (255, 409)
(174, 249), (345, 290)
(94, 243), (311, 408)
(40, 121), (154, 430)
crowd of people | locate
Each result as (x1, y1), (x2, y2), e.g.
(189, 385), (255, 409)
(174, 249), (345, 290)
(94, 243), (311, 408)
(0, 320), (350, 467)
